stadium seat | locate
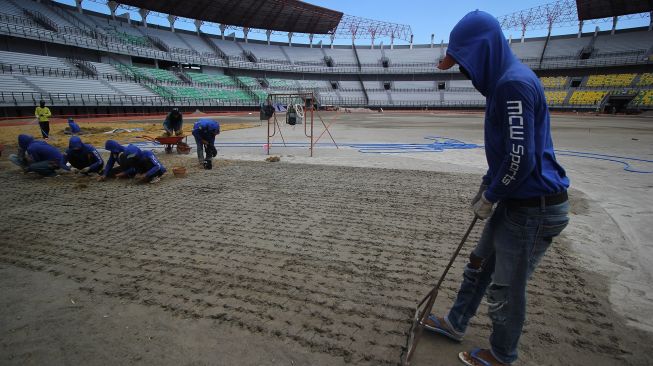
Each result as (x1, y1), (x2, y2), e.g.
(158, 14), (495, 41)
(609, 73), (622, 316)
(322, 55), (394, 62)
(236, 76), (260, 87)
(630, 90), (653, 106)
(637, 73), (653, 87)
(586, 74), (636, 87)
(544, 91), (568, 105)
(568, 91), (608, 105)
(540, 77), (568, 88)
(187, 72), (237, 86)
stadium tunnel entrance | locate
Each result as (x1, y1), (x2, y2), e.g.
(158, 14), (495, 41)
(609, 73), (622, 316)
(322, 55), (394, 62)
(605, 94), (637, 114)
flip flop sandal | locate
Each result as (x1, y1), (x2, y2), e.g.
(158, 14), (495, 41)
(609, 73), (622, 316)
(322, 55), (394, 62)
(421, 314), (463, 342)
(458, 348), (509, 366)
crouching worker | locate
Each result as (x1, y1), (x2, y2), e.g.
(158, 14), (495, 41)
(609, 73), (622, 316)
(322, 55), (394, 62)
(97, 140), (133, 181)
(10, 134), (69, 177)
(163, 108), (183, 136)
(67, 117), (81, 135)
(124, 144), (166, 184)
(192, 118), (220, 170)
(64, 136), (104, 175)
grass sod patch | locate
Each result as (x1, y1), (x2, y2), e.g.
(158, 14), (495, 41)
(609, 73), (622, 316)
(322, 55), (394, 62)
(0, 121), (257, 150)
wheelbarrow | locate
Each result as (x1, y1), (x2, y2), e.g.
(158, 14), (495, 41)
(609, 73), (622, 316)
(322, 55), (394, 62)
(141, 135), (192, 154)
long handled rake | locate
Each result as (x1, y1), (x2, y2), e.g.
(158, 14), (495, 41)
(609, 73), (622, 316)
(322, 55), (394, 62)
(402, 215), (478, 366)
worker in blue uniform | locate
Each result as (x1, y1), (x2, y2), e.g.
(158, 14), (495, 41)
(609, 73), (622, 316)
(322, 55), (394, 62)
(97, 140), (133, 181)
(163, 108), (183, 136)
(192, 118), (220, 170)
(10, 134), (69, 177)
(423, 10), (570, 366)
(63, 136), (104, 174)
(124, 144), (166, 184)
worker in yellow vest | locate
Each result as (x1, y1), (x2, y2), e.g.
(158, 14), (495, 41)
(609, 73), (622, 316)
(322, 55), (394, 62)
(34, 100), (52, 140)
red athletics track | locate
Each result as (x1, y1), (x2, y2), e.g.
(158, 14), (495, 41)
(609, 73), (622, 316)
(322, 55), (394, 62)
(0, 110), (255, 126)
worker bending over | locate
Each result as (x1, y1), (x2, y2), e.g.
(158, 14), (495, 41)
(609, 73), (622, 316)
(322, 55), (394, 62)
(10, 134), (69, 177)
(98, 140), (132, 181)
(192, 118), (220, 170)
(163, 108), (183, 136)
(64, 136), (104, 174)
(124, 144), (166, 184)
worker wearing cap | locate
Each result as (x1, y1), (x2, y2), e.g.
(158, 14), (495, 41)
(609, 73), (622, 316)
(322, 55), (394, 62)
(422, 10), (570, 366)
(34, 100), (52, 140)
(163, 108), (183, 136)
(192, 118), (220, 170)
(63, 136), (104, 175)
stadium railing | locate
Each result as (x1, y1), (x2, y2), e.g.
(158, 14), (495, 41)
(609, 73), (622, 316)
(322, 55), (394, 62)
(0, 91), (264, 107)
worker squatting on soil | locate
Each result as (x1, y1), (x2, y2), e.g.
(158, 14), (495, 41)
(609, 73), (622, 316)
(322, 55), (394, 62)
(192, 118), (220, 170)
(34, 100), (52, 140)
(124, 144), (167, 184)
(163, 108), (184, 136)
(96, 140), (166, 184)
(9, 134), (70, 177)
(64, 136), (104, 175)
(422, 11), (571, 366)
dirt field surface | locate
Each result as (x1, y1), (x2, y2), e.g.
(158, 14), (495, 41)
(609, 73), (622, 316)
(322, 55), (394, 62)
(1, 156), (651, 365)
(0, 120), (257, 150)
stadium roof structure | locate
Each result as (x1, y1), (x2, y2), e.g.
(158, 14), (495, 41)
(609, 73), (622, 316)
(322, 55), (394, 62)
(576, 0), (653, 21)
(117, 0), (342, 34)
(498, 0), (652, 36)
(103, 0), (413, 42)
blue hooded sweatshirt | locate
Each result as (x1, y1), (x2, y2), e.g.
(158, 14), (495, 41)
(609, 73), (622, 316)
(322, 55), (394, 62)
(68, 118), (81, 134)
(18, 134), (34, 152)
(102, 140), (130, 177)
(192, 119), (220, 146)
(65, 136), (103, 171)
(26, 141), (69, 170)
(125, 144), (166, 178)
(446, 10), (569, 202)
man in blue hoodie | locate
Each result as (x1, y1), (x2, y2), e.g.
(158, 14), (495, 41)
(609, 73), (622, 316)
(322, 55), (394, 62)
(97, 140), (133, 181)
(64, 136), (104, 174)
(10, 134), (69, 177)
(192, 119), (220, 170)
(422, 11), (570, 366)
(124, 144), (166, 184)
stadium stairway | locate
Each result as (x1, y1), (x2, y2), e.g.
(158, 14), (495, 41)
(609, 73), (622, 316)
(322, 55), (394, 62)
(134, 26), (170, 52)
(13, 75), (47, 95)
(199, 33), (229, 63)
(174, 32), (196, 53)
(357, 76), (369, 105)
(99, 79), (127, 96)
(279, 46), (294, 65)
(224, 70), (258, 102)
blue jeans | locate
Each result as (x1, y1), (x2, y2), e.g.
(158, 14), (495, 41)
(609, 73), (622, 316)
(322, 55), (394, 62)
(445, 200), (569, 364)
(192, 132), (216, 163)
(11, 155), (58, 177)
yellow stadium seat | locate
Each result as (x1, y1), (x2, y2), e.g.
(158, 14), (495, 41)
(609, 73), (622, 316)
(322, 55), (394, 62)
(630, 90), (653, 106)
(544, 91), (567, 105)
(540, 77), (567, 88)
(637, 73), (653, 87)
(586, 74), (636, 87)
(568, 91), (607, 105)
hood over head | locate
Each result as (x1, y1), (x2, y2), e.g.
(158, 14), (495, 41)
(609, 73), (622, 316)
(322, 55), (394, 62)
(105, 140), (125, 154)
(442, 10), (516, 96)
(124, 144), (143, 159)
(18, 134), (34, 150)
(69, 136), (83, 150)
